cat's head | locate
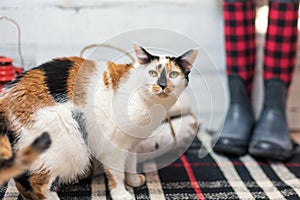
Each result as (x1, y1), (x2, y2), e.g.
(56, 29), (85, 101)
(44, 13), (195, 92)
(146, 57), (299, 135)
(133, 44), (198, 103)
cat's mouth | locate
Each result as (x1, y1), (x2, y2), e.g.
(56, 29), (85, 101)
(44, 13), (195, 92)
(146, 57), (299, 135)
(156, 92), (169, 98)
(150, 85), (172, 98)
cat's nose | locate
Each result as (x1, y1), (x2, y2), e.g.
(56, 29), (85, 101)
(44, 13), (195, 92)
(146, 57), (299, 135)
(157, 67), (167, 90)
(158, 84), (167, 90)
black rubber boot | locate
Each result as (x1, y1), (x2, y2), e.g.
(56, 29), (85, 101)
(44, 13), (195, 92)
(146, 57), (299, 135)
(213, 75), (255, 156)
(249, 79), (293, 161)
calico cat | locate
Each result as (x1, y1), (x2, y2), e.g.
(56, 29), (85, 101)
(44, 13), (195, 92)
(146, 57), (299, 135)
(0, 44), (197, 200)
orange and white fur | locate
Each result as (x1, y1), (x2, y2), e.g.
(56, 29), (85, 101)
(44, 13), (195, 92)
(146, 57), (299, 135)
(0, 44), (197, 200)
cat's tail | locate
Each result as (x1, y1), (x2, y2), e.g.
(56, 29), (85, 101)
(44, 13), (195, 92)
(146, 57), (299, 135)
(0, 132), (51, 185)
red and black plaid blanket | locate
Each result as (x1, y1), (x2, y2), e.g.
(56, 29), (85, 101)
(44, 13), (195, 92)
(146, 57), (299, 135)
(1, 132), (300, 200)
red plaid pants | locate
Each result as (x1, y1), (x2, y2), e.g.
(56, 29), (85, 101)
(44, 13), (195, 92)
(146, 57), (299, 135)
(224, 0), (299, 89)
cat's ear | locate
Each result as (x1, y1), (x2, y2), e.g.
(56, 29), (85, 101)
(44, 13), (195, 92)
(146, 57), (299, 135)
(175, 49), (198, 71)
(133, 44), (157, 65)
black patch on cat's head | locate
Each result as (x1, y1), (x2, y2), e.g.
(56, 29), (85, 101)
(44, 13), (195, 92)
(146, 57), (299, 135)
(168, 49), (198, 86)
(133, 44), (159, 65)
(175, 49), (198, 71)
(167, 56), (190, 85)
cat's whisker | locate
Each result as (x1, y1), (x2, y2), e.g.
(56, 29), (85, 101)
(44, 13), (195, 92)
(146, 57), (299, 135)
(170, 90), (182, 98)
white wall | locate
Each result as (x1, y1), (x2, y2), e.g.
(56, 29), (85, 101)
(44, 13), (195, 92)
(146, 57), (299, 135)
(0, 0), (227, 131)
(0, 0), (224, 68)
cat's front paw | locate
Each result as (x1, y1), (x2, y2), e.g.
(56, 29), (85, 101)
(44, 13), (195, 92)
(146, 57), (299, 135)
(47, 191), (60, 200)
(111, 188), (133, 200)
(126, 173), (145, 187)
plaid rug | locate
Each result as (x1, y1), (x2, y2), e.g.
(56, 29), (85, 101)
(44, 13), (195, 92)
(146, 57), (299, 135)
(1, 132), (300, 200)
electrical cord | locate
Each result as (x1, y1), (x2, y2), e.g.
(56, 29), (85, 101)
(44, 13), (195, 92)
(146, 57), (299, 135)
(0, 16), (24, 68)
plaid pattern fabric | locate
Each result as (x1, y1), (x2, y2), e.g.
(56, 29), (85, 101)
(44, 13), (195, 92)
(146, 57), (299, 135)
(264, 1), (299, 87)
(224, 1), (256, 92)
(1, 132), (300, 200)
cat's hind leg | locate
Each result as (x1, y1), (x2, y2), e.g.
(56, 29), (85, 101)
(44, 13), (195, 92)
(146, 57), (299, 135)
(105, 167), (133, 200)
(12, 133), (56, 200)
(15, 170), (59, 200)
(100, 151), (133, 200)
(0, 132), (51, 185)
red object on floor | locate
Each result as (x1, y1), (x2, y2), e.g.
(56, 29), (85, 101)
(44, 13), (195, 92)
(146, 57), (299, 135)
(0, 56), (23, 90)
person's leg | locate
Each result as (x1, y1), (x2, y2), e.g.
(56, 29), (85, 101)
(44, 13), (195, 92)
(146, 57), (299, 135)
(213, 0), (256, 156)
(224, 0), (256, 93)
(249, 0), (299, 161)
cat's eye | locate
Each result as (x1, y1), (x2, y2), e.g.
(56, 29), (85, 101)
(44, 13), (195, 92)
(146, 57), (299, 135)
(149, 70), (158, 77)
(169, 71), (179, 78)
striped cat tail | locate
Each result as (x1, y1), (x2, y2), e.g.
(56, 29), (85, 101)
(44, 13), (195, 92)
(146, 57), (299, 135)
(0, 132), (51, 185)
